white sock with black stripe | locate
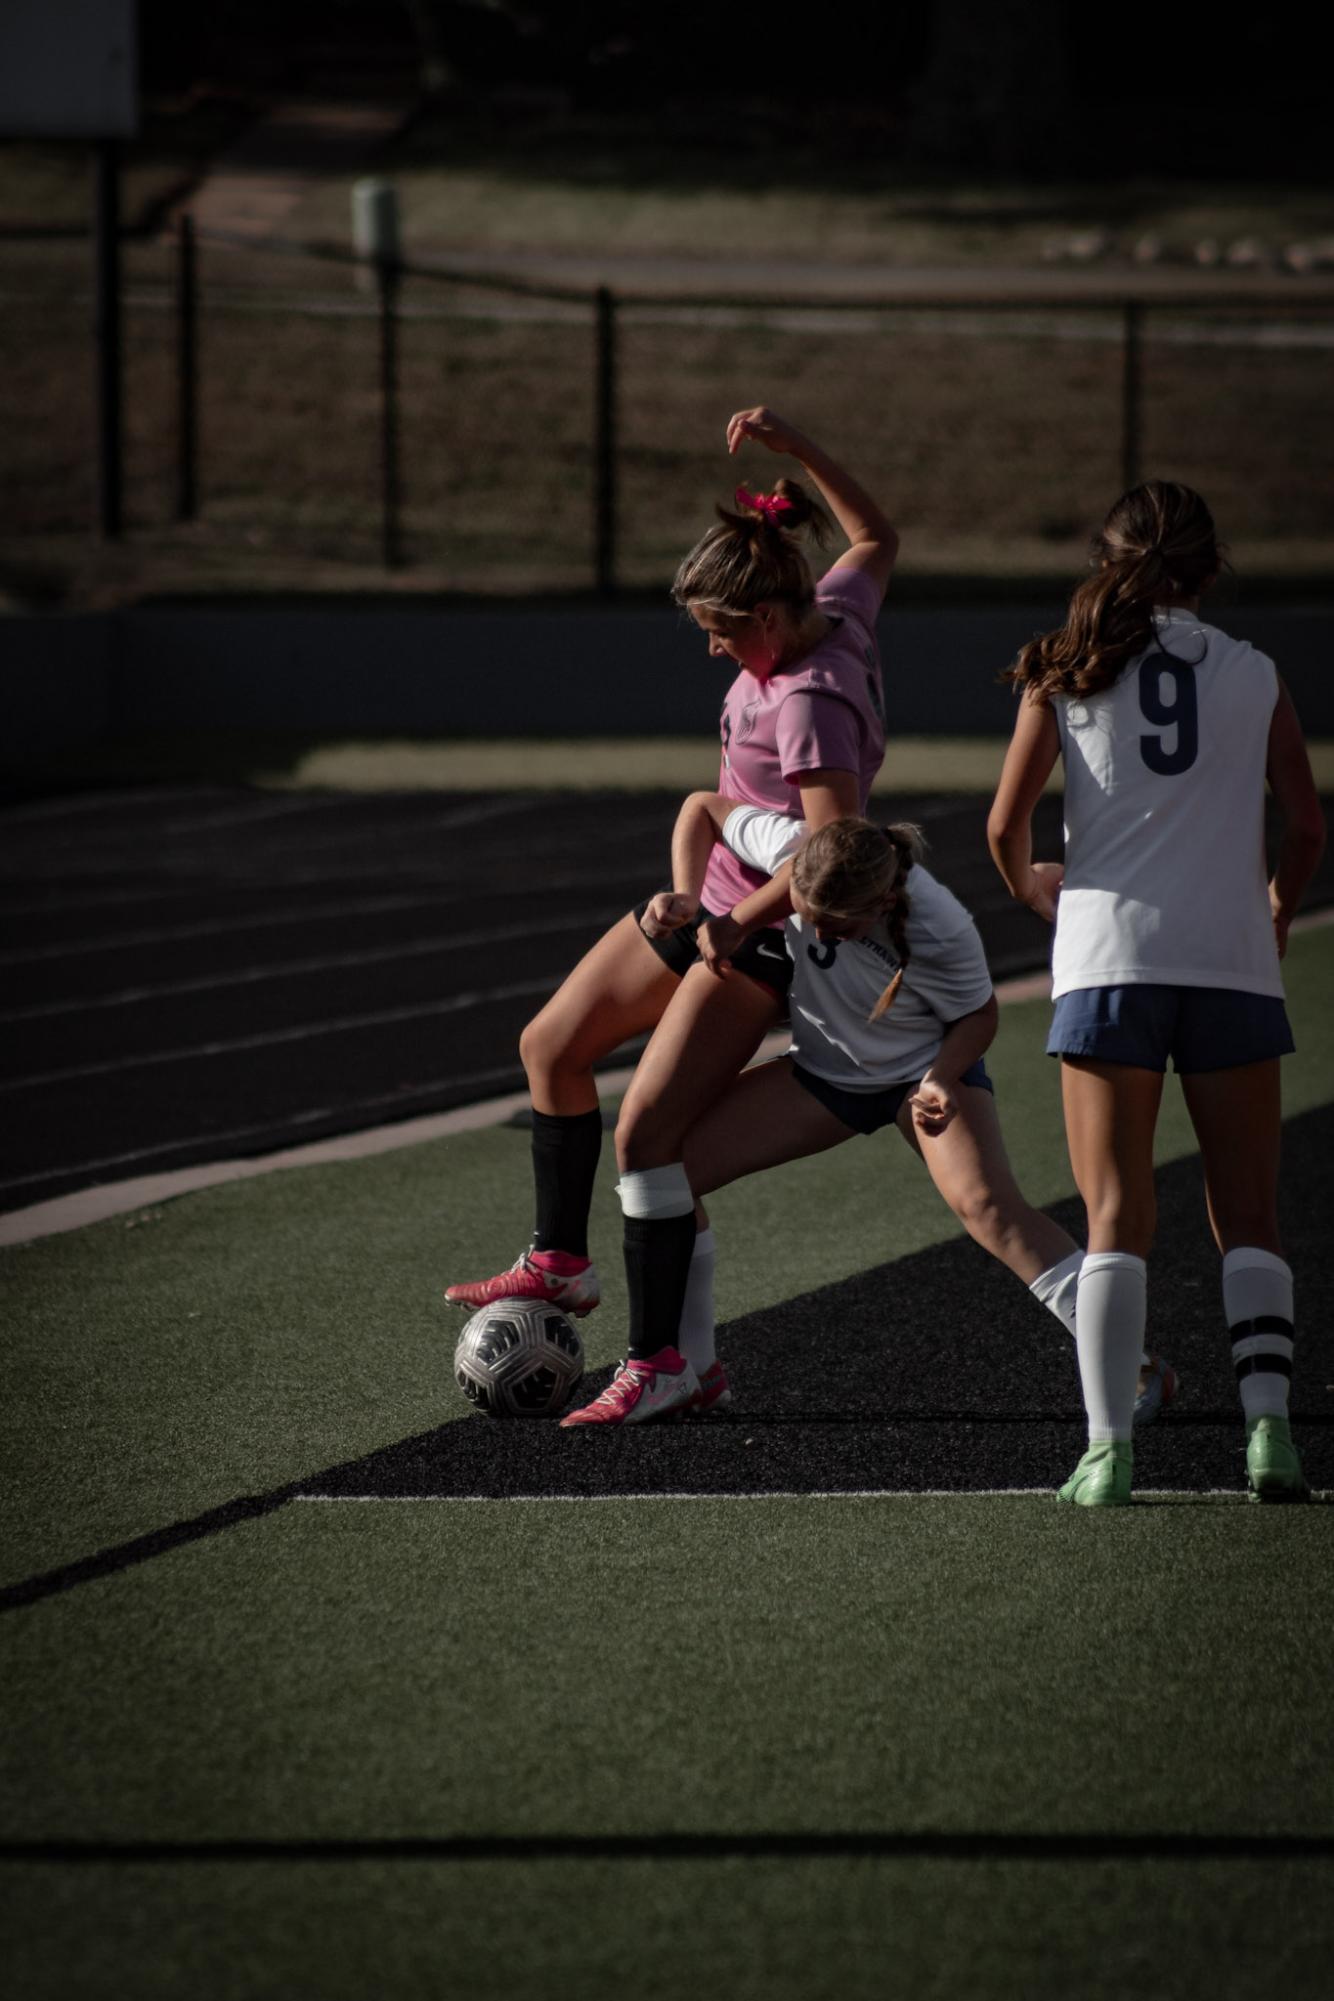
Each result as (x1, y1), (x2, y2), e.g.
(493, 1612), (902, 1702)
(1224, 1247), (1294, 1422)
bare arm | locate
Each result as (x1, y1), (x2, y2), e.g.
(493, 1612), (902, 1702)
(640, 791), (738, 939)
(910, 996), (999, 1137)
(987, 694), (1064, 922)
(726, 407), (899, 600)
(1266, 678), (1327, 957)
(697, 767), (860, 971)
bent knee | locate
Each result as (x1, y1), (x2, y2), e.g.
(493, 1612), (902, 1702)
(951, 1192), (1009, 1248)
(520, 1005), (586, 1084)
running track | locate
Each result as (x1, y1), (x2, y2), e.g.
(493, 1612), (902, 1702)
(2, 785), (1330, 1216)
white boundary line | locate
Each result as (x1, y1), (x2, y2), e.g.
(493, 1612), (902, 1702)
(0, 908), (629, 1025)
(4, 906), (1332, 1249)
(0, 977), (560, 1096)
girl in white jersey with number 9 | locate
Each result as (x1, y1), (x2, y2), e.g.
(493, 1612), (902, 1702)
(447, 409), (898, 1376)
(988, 480), (1325, 1506)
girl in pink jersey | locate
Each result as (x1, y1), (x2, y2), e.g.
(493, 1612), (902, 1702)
(447, 408), (899, 1381)
(988, 480), (1325, 1505)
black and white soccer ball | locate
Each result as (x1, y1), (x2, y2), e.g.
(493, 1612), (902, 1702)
(453, 1298), (585, 1419)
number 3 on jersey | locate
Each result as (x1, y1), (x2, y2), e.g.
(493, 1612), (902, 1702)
(1138, 657), (1198, 775)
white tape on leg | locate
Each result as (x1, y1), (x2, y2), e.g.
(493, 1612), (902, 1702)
(616, 1163), (694, 1219)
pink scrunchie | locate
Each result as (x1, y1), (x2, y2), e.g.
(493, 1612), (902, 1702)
(735, 485), (794, 523)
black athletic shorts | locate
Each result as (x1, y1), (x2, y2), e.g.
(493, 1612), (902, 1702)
(633, 898), (794, 1000)
(791, 1056), (994, 1136)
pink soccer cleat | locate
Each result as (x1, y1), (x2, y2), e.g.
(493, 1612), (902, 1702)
(559, 1348), (699, 1427)
(688, 1359), (733, 1414)
(445, 1250), (601, 1318)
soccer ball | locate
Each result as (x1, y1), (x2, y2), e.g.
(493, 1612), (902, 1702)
(453, 1297), (585, 1419)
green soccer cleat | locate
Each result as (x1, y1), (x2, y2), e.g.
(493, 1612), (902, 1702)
(1057, 1440), (1133, 1507)
(1245, 1416), (1311, 1504)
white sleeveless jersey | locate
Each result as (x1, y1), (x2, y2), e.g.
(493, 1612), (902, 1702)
(723, 806), (994, 1088)
(1050, 611), (1282, 1000)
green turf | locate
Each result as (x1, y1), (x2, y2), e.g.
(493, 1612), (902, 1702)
(5, 929), (1334, 1998)
(15, 733), (1334, 796)
(4, 1499), (1333, 1999)
(7, 1496), (1333, 1841)
(5, 1854), (1332, 2001)
(4, 925), (1333, 1585)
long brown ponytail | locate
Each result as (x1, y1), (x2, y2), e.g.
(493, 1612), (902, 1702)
(1008, 481), (1221, 703)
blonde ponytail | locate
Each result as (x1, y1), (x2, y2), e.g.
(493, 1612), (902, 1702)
(791, 818), (920, 1022)
(672, 478), (833, 617)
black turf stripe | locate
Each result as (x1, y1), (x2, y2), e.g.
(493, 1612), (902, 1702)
(4, 1831), (1334, 1864)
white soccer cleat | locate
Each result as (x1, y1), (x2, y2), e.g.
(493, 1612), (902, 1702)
(1133, 1354), (1179, 1427)
(559, 1347), (699, 1427)
(688, 1359), (733, 1414)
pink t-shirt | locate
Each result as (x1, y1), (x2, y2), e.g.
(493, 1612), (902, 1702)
(701, 564), (887, 917)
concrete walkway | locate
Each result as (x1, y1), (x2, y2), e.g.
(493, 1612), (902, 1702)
(411, 246), (1334, 307)
(166, 96), (415, 242)
(161, 97), (1334, 305)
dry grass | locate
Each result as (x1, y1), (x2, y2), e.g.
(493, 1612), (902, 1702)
(3, 234), (1334, 606)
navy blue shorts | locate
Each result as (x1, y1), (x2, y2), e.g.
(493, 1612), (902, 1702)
(634, 899), (793, 1000)
(1047, 984), (1294, 1075)
(791, 1057), (994, 1136)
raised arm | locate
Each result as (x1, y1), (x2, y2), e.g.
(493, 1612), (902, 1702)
(987, 693), (1064, 922)
(1265, 678), (1327, 958)
(726, 407), (899, 600)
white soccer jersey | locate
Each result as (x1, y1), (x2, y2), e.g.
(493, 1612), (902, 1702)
(723, 806), (994, 1089)
(1050, 611), (1282, 1000)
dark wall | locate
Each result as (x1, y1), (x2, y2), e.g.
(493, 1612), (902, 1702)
(4, 602), (1332, 761)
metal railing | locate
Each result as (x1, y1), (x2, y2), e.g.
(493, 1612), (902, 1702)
(8, 217), (1333, 593)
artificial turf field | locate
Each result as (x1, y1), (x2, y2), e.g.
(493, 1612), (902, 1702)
(3, 923), (1333, 1999)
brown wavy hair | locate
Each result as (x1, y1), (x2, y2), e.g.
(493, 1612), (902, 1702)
(1007, 481), (1222, 702)
(671, 479), (833, 619)
(791, 817), (921, 1021)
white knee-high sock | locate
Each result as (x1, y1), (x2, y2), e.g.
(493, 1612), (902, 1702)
(676, 1227), (717, 1375)
(1030, 1250), (1151, 1368)
(1076, 1252), (1146, 1443)
(1223, 1247), (1294, 1422)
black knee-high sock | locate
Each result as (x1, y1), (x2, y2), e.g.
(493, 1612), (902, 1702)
(623, 1213), (699, 1362)
(530, 1108), (602, 1257)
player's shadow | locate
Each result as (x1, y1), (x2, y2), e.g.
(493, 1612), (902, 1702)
(5, 1106), (1331, 1614)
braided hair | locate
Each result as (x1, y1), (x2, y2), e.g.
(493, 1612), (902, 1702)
(1007, 480), (1221, 703)
(671, 478), (833, 619)
(790, 818), (921, 1022)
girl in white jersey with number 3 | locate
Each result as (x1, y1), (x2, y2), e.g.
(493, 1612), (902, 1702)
(989, 480), (1325, 1507)
(560, 799), (1176, 1427)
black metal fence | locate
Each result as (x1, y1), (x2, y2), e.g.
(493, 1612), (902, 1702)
(4, 222), (1333, 594)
